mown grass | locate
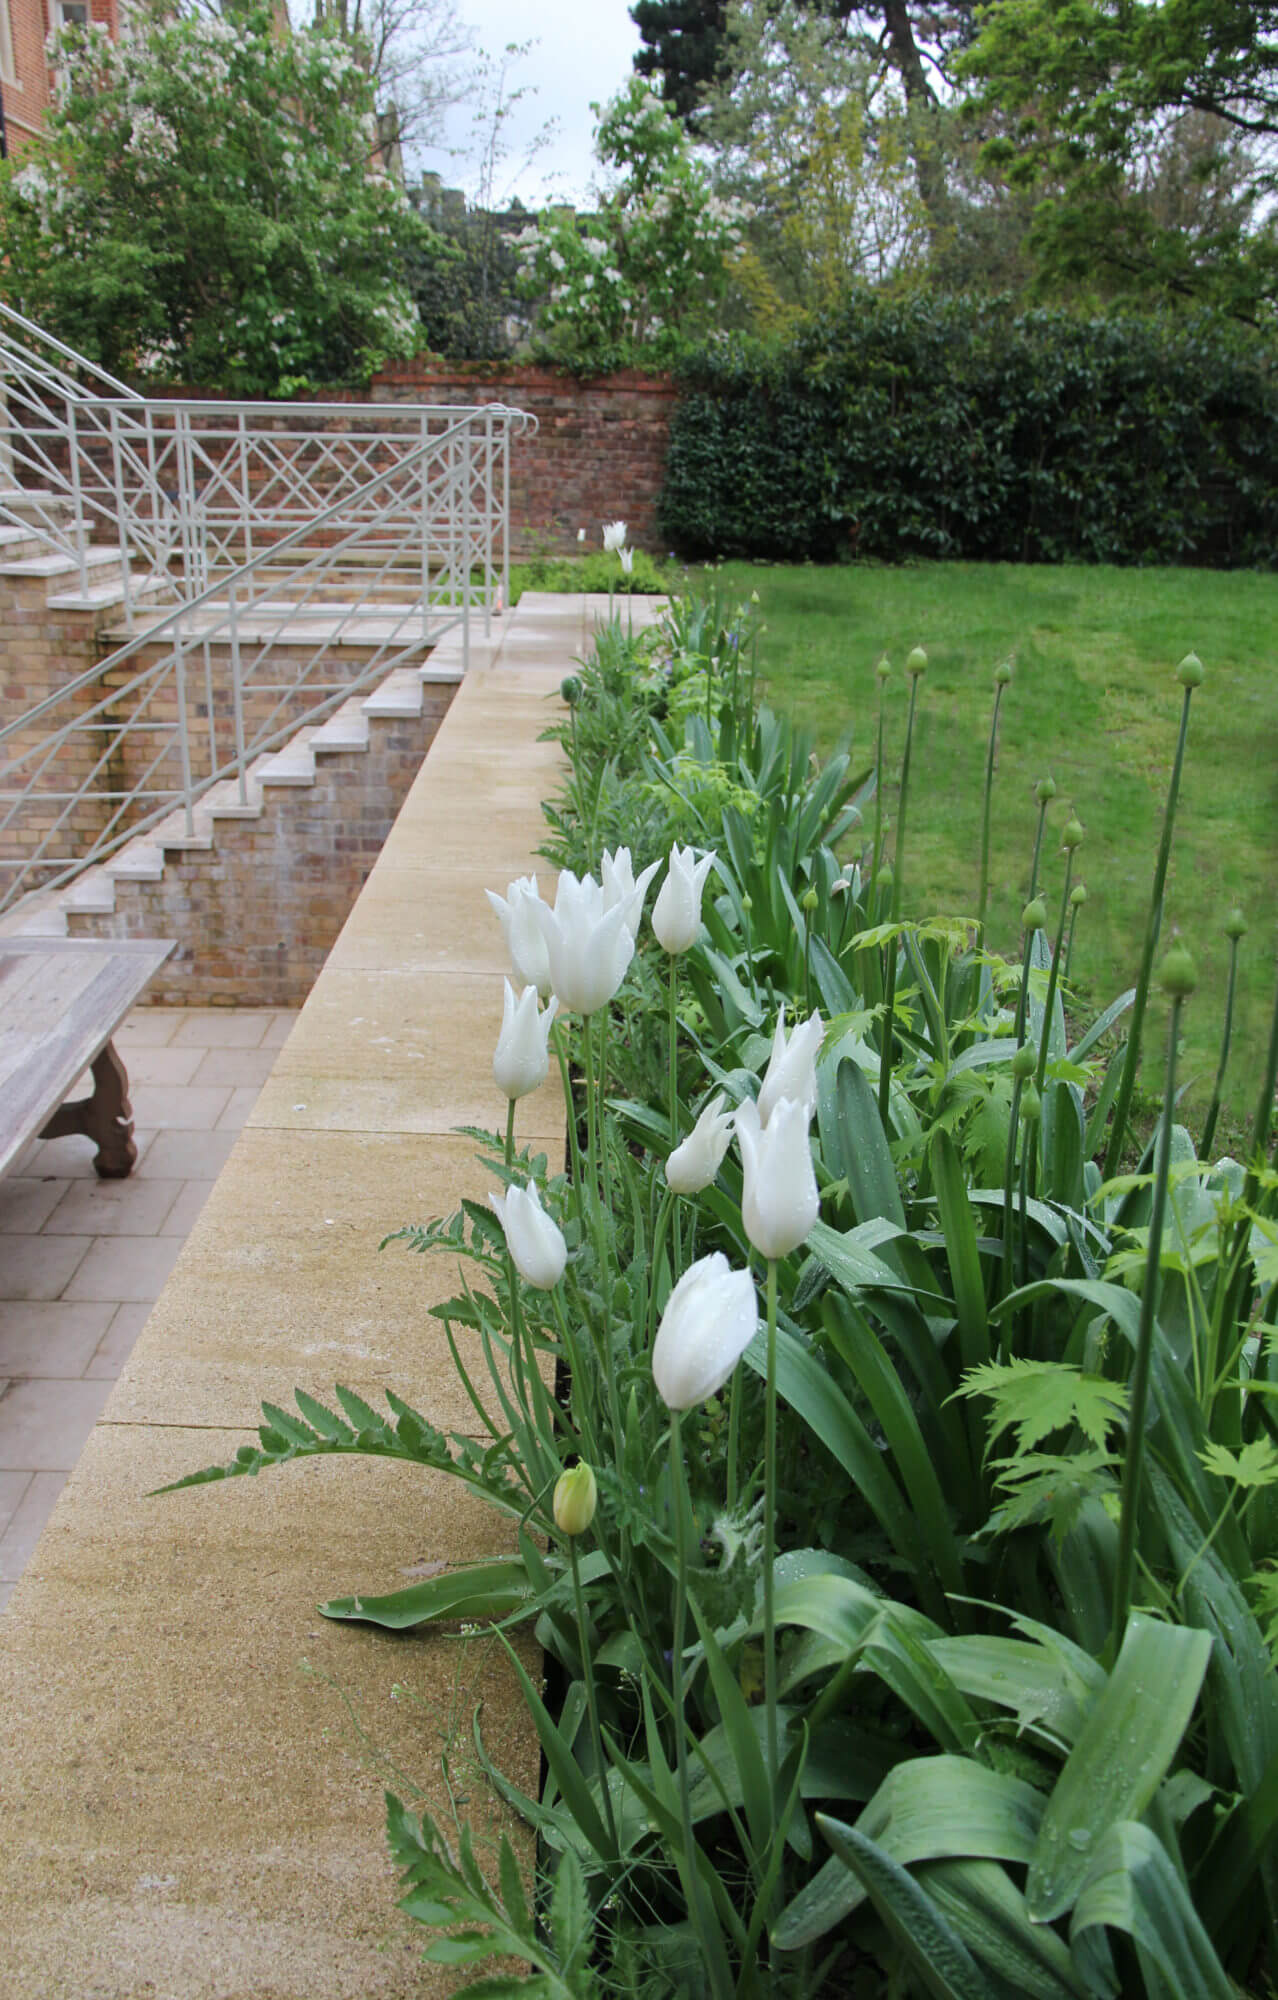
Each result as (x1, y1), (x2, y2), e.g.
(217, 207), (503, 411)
(715, 559), (1276, 1140)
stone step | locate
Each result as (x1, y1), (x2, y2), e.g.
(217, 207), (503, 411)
(46, 569), (171, 614)
(0, 545), (128, 590)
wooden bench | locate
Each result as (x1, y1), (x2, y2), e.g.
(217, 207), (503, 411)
(0, 936), (176, 1180)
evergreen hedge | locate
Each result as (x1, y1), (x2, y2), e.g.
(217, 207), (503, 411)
(661, 298), (1278, 567)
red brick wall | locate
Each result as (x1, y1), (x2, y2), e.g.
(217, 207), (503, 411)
(4, 0), (119, 154)
(370, 362), (678, 558)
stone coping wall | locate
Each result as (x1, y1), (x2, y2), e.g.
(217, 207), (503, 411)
(0, 610), (573, 1996)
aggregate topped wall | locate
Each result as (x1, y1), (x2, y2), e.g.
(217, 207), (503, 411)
(370, 362), (678, 557)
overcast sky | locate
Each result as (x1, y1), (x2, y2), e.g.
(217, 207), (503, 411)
(415, 0), (644, 209)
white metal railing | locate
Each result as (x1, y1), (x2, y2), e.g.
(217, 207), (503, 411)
(0, 405), (535, 914)
(0, 302), (529, 628)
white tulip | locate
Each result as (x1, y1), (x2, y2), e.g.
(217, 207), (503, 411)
(493, 980), (558, 1102)
(735, 1096), (819, 1261)
(665, 1093), (733, 1195)
(532, 868), (634, 1015)
(652, 844), (717, 956)
(652, 1252), (758, 1411)
(619, 546), (635, 574)
(602, 519), (627, 552)
(601, 847), (660, 937)
(489, 1181), (567, 1291)
(756, 1005), (824, 1128)
(485, 874), (552, 997)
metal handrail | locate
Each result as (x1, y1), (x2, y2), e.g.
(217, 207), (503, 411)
(0, 401), (535, 912)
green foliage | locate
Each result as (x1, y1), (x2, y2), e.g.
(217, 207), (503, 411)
(662, 296), (1278, 567)
(958, 0), (1278, 317)
(0, 7), (433, 393)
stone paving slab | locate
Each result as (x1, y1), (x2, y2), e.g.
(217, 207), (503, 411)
(0, 595), (575, 1994)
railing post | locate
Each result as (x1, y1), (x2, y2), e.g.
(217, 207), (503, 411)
(482, 405), (493, 640)
(229, 579), (248, 806)
(428, 410), (438, 644)
(174, 630), (195, 838)
(459, 429), (469, 674)
(67, 399), (89, 595)
(237, 412), (254, 570)
(501, 412), (511, 622)
(108, 402), (135, 633)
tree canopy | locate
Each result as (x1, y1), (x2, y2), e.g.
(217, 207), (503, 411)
(0, 4), (437, 392)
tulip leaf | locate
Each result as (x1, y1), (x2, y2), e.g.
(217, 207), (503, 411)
(818, 1054), (906, 1230)
(1025, 1614), (1211, 1923)
(321, 1556), (539, 1629)
(920, 1859), (1089, 2000)
(813, 1816), (991, 2000)
(1070, 1822), (1234, 1999)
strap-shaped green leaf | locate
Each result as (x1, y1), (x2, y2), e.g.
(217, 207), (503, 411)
(1026, 1615), (1211, 1923)
(1070, 1821), (1234, 1999)
(321, 1557), (537, 1629)
(814, 1816), (991, 2000)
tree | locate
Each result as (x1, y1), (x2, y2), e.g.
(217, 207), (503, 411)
(959, 0), (1278, 315)
(0, 6), (439, 392)
(516, 78), (747, 371)
(631, 0), (729, 121)
(296, 0), (472, 171)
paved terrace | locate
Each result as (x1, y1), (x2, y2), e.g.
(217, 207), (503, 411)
(0, 592), (661, 1996)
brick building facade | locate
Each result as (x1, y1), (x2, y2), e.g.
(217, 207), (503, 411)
(1, 0), (120, 156)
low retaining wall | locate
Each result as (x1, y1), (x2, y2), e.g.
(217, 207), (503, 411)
(0, 608), (572, 1995)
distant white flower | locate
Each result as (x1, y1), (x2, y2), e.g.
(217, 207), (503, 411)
(665, 1094), (733, 1195)
(602, 520), (627, 553)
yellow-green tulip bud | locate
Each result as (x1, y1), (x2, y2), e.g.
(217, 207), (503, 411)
(801, 887), (819, 914)
(1175, 652), (1205, 688)
(1019, 1082), (1042, 1125)
(875, 653), (891, 682)
(553, 1461), (597, 1537)
(905, 646), (928, 677)
(1062, 816), (1085, 850)
(1022, 896), (1048, 931)
(1035, 777), (1057, 804)
(1225, 907), (1247, 940)
(1010, 1043), (1036, 1081)
(993, 660), (1013, 686)
(1070, 882), (1088, 908)
(1159, 940), (1196, 999)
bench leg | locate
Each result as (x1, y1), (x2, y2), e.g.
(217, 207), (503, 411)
(39, 1040), (138, 1179)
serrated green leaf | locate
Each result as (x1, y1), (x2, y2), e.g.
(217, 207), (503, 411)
(955, 1358), (1128, 1456)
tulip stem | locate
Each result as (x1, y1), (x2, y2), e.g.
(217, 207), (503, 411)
(977, 676), (1007, 955)
(649, 1184), (677, 1343)
(669, 956), (680, 1155)
(550, 1020), (586, 1236)
(1111, 991), (1185, 1655)
(726, 1365), (741, 1510)
(569, 1536), (618, 1850)
(504, 1097), (516, 1172)
(669, 1412), (709, 1954)
(763, 1256), (779, 1795)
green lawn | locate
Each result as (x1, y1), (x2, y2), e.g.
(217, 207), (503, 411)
(716, 560), (1277, 1142)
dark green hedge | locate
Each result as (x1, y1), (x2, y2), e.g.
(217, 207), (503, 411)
(660, 298), (1278, 567)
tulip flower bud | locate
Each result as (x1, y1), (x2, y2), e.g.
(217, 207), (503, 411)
(1035, 777), (1057, 804)
(486, 874), (553, 998)
(652, 844), (717, 955)
(801, 887), (819, 915)
(533, 869), (634, 1015)
(1022, 897), (1048, 931)
(488, 1181), (567, 1290)
(993, 660), (1013, 686)
(741, 893), (753, 915)
(619, 547), (635, 575)
(493, 980), (558, 1102)
(875, 654), (891, 683)
(905, 646), (927, 677)
(1062, 817), (1084, 850)
(1019, 1082), (1041, 1125)
(756, 1005), (824, 1127)
(1176, 652), (1204, 688)
(553, 1461), (597, 1537)
(1010, 1043), (1036, 1081)
(1159, 940), (1196, 999)
(735, 1096), (819, 1261)
(1225, 907), (1247, 940)
(1070, 882), (1088, 908)
(666, 1093), (733, 1195)
(652, 1253), (759, 1411)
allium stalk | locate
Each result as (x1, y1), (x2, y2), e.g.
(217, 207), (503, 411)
(1199, 909), (1246, 1162)
(1111, 941), (1195, 1651)
(878, 649), (924, 1128)
(1103, 659), (1202, 1177)
(977, 661), (1012, 950)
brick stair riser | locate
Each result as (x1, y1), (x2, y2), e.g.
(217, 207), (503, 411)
(64, 691), (457, 1006)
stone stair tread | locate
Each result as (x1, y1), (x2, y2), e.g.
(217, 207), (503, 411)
(0, 545), (125, 578)
(310, 700), (370, 753)
(104, 844), (165, 881)
(203, 774), (264, 819)
(46, 571), (170, 612)
(59, 868), (117, 914)
(362, 671), (423, 718)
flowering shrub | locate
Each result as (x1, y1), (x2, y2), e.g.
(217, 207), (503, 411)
(0, 5), (435, 393)
(164, 595), (1278, 1996)
(515, 78), (748, 373)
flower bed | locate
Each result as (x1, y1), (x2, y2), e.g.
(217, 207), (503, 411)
(166, 592), (1277, 1998)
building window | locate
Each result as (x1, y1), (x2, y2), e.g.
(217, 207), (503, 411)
(58, 2), (89, 24)
(0, 0), (16, 83)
